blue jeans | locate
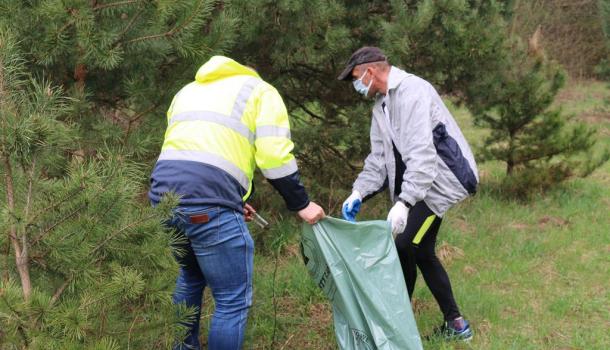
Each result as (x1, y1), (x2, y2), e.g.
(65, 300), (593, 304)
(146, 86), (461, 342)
(166, 205), (254, 350)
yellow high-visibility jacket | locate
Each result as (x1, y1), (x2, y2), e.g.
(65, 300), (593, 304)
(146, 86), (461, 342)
(149, 56), (309, 211)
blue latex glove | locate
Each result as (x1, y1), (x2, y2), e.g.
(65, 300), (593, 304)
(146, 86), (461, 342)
(341, 191), (362, 222)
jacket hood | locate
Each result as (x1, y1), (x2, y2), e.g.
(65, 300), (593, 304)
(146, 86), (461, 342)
(195, 56), (260, 83)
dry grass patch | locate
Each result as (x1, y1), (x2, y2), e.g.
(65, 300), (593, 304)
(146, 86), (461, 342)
(437, 241), (464, 265)
(462, 265), (478, 276)
(508, 221), (529, 230)
(538, 215), (570, 229)
(411, 297), (436, 316)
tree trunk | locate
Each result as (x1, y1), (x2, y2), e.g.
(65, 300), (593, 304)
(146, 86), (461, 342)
(2, 154), (32, 301)
(507, 129), (516, 175)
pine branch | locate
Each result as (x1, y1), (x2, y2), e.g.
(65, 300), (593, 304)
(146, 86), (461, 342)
(26, 186), (85, 227)
(0, 293), (29, 345)
(79, 290), (115, 308)
(28, 274), (72, 333)
(127, 315), (142, 350)
(124, 102), (161, 143)
(31, 202), (89, 245)
(93, 0), (140, 11)
(56, 20), (75, 36)
(90, 213), (157, 255)
(56, 0), (144, 60)
(293, 62), (326, 75)
(90, 198), (119, 229)
(284, 95), (325, 121)
(122, 0), (211, 51)
(513, 147), (568, 165)
(50, 276), (72, 306)
(99, 305), (108, 336)
(122, 32), (168, 45)
(508, 118), (531, 137)
(113, 6), (145, 46)
(73, 172), (123, 246)
(165, 0), (208, 37)
(322, 143), (358, 171)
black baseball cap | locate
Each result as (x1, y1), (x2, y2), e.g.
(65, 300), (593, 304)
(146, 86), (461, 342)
(337, 46), (387, 81)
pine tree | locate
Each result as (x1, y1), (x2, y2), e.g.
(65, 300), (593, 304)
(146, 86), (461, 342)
(0, 0), (239, 160)
(0, 28), (192, 349)
(230, 0), (509, 205)
(0, 1), (234, 347)
(381, 0), (509, 101)
(470, 46), (609, 196)
(226, 0), (510, 214)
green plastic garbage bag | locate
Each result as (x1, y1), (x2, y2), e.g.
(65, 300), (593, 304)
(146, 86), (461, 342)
(301, 217), (423, 350)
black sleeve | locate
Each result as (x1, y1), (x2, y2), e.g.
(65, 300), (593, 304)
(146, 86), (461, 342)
(267, 171), (310, 211)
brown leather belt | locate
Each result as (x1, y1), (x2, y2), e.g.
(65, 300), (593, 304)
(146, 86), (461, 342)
(189, 213), (209, 224)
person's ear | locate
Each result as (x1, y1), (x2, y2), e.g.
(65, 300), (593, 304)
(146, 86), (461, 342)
(367, 66), (379, 80)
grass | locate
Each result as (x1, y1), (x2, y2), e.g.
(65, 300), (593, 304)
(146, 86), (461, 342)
(199, 80), (610, 349)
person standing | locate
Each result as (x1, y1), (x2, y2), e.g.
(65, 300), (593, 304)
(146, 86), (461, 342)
(338, 47), (477, 341)
(149, 56), (325, 349)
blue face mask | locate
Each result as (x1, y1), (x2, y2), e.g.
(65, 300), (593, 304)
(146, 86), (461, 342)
(352, 70), (373, 97)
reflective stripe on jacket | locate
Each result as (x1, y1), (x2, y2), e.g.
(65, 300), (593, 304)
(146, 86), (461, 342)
(149, 56), (309, 211)
(353, 67), (479, 216)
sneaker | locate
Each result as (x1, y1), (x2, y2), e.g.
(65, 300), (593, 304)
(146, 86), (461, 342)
(443, 317), (473, 341)
(427, 317), (473, 342)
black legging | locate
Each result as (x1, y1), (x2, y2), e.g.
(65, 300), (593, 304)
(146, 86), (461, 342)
(394, 201), (461, 321)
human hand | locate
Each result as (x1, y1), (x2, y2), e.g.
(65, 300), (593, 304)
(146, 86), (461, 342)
(244, 203), (256, 222)
(298, 202), (326, 225)
(387, 201), (409, 237)
(341, 191), (362, 222)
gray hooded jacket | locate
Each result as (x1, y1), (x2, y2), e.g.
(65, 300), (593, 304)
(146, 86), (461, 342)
(353, 67), (478, 217)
